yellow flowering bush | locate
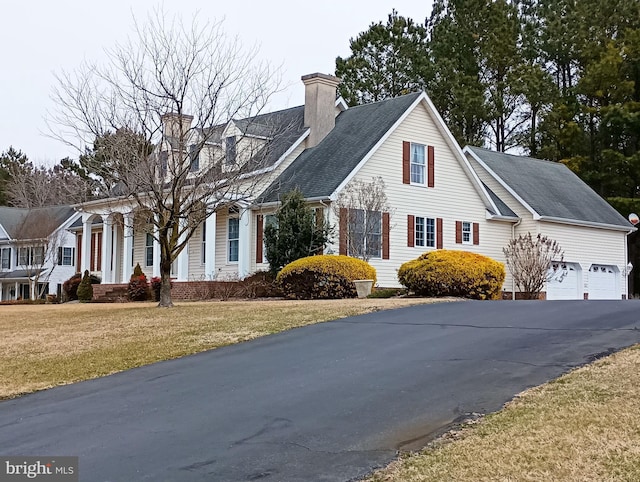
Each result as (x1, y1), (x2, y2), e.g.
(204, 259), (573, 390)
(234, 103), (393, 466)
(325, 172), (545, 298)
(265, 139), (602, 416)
(397, 250), (505, 300)
(277, 255), (377, 299)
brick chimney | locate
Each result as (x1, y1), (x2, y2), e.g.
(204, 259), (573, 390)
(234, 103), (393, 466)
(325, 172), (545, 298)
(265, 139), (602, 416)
(302, 73), (341, 148)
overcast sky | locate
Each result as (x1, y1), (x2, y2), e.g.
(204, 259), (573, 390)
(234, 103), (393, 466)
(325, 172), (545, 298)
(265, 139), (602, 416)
(0, 1), (432, 165)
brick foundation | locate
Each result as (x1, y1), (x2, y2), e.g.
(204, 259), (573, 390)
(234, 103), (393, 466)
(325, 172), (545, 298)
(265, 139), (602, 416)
(501, 291), (547, 300)
(92, 279), (277, 301)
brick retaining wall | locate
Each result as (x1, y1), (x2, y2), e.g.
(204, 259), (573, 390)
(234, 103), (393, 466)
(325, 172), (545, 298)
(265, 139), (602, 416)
(93, 279), (274, 301)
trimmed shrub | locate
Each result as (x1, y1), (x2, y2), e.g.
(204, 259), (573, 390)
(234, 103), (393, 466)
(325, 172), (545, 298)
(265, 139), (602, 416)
(240, 271), (281, 298)
(397, 250), (505, 300)
(277, 255), (376, 299)
(63, 272), (101, 301)
(76, 270), (94, 302)
(128, 263), (151, 301)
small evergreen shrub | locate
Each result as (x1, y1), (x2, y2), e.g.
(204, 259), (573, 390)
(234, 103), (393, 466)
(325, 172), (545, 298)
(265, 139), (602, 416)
(63, 272), (101, 301)
(277, 255), (376, 299)
(128, 263), (151, 301)
(398, 250), (505, 300)
(76, 270), (94, 302)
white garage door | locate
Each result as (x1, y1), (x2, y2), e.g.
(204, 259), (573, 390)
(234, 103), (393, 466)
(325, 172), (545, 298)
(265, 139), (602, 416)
(588, 265), (618, 300)
(546, 262), (581, 300)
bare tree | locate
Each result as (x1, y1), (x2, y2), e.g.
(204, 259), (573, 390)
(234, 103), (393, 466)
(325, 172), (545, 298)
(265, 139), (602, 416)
(6, 161), (92, 208)
(503, 232), (564, 300)
(13, 210), (65, 300)
(48, 9), (287, 307)
(333, 177), (392, 262)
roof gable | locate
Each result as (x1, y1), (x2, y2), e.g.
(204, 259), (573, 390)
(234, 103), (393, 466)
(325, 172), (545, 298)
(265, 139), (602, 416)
(0, 205), (76, 239)
(466, 146), (632, 229)
(259, 92), (422, 202)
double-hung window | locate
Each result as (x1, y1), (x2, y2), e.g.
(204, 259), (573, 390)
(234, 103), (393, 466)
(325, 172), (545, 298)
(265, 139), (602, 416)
(462, 221), (472, 244)
(348, 209), (382, 259)
(0, 247), (10, 270)
(415, 217), (435, 248)
(18, 246), (44, 266)
(58, 247), (74, 266)
(410, 143), (426, 185)
(189, 144), (200, 172)
(145, 233), (154, 267)
(228, 217), (240, 263)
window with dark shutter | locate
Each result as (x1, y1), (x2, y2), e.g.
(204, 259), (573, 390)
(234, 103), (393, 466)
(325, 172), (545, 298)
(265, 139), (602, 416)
(382, 212), (390, 260)
(427, 145), (435, 187)
(402, 141), (410, 184)
(407, 215), (415, 247)
(436, 218), (443, 249)
(256, 215), (263, 263)
(339, 208), (348, 255)
(473, 222), (480, 245)
(455, 221), (462, 244)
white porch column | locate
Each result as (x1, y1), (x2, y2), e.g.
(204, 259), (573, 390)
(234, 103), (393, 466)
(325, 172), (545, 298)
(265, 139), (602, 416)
(237, 207), (251, 279)
(81, 214), (93, 274)
(112, 219), (122, 283)
(14, 282), (19, 300)
(204, 213), (217, 280)
(100, 215), (113, 283)
(122, 212), (134, 283)
(176, 219), (189, 281)
(0, 281), (3, 301)
(152, 217), (161, 278)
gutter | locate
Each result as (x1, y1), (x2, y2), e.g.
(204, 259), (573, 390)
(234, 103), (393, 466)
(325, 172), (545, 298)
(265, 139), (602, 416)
(539, 216), (636, 233)
(511, 218), (522, 301)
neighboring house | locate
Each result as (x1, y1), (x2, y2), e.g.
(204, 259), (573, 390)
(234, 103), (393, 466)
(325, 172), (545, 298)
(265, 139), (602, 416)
(0, 206), (79, 301)
(73, 73), (635, 300)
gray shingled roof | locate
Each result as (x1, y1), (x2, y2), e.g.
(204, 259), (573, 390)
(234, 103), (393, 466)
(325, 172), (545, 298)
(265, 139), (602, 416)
(0, 205), (76, 239)
(200, 106), (307, 168)
(259, 92), (422, 202)
(468, 146), (632, 228)
(0, 269), (44, 280)
(481, 182), (517, 218)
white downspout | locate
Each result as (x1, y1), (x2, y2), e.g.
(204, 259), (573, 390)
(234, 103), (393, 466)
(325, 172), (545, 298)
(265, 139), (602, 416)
(511, 219), (522, 300)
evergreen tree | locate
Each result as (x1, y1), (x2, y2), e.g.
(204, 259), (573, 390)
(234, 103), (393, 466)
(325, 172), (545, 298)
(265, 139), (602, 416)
(335, 10), (431, 106)
(0, 147), (28, 206)
(76, 270), (94, 302)
(264, 189), (333, 275)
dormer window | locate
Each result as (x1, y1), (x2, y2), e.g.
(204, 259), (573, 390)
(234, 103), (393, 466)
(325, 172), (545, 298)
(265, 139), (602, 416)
(225, 136), (237, 165)
(159, 151), (168, 177)
(189, 144), (200, 172)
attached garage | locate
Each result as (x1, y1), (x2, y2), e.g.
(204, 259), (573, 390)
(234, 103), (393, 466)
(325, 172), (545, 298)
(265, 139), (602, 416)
(546, 262), (581, 300)
(588, 264), (619, 300)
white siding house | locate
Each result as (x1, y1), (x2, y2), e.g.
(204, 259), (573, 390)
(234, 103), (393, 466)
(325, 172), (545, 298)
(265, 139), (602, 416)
(71, 72), (634, 300)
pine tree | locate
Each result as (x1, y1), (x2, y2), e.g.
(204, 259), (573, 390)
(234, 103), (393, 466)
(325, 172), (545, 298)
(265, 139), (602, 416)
(264, 189), (333, 275)
(335, 9), (431, 106)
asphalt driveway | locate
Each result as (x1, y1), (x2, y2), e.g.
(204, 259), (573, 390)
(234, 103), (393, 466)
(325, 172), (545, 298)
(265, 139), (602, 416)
(2, 300), (640, 481)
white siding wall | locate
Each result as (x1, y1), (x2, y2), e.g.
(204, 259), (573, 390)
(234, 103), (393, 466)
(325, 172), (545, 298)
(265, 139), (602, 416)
(45, 229), (78, 296)
(214, 210), (237, 279)
(188, 225), (205, 280)
(540, 222), (628, 298)
(347, 102), (513, 287)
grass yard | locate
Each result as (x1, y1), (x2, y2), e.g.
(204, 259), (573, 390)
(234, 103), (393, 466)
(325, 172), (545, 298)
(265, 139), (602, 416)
(367, 344), (640, 482)
(0, 297), (443, 400)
